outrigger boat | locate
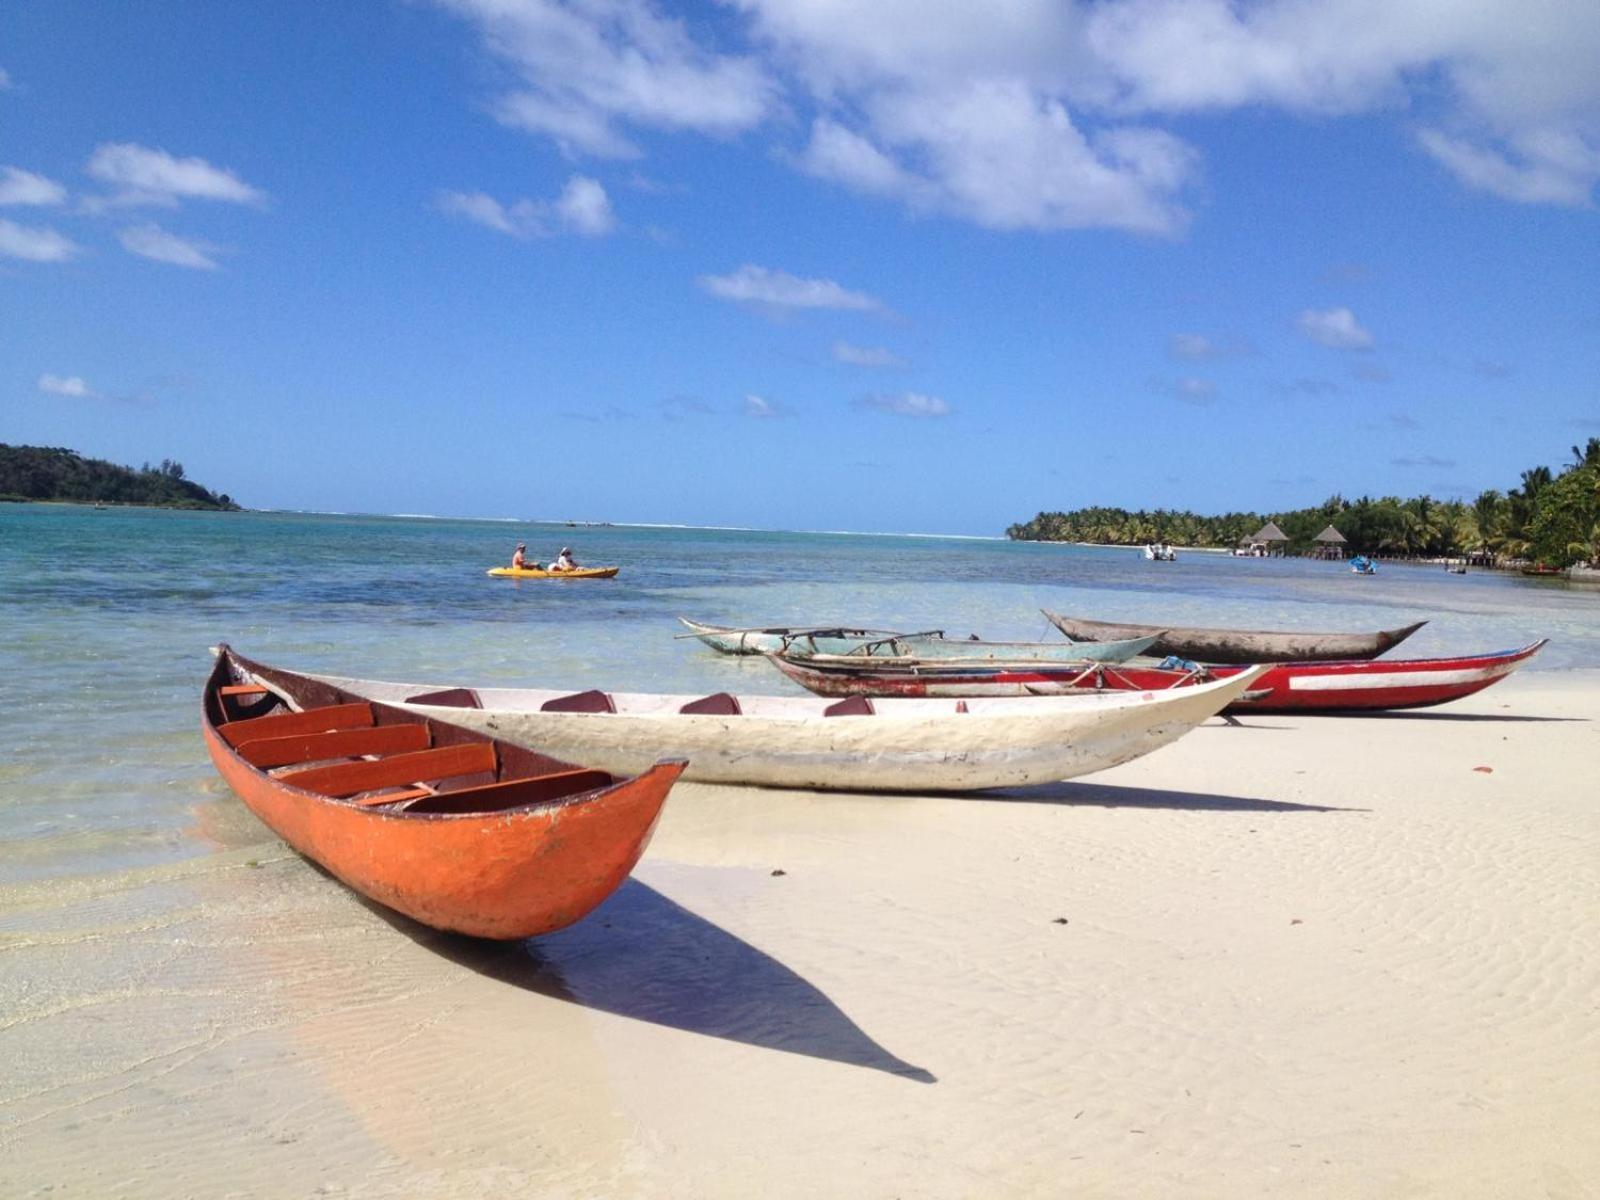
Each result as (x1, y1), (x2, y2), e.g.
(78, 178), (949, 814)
(203, 645), (684, 939)
(489, 565), (620, 579)
(1042, 610), (1427, 664)
(680, 618), (1158, 663)
(768, 642), (1547, 713)
(301, 664), (1269, 792)
(678, 618), (937, 656)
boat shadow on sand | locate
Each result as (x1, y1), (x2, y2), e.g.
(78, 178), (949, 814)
(367, 879), (935, 1084)
(972, 780), (1366, 813)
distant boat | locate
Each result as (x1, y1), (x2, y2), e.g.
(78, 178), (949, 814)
(1350, 555), (1377, 575)
(303, 663), (1269, 792)
(1142, 543), (1176, 561)
(1520, 564), (1563, 577)
(769, 642), (1547, 713)
(488, 565), (620, 579)
(1041, 610), (1427, 664)
(203, 645), (682, 939)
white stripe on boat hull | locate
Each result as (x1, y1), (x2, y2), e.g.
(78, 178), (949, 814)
(1286, 663), (1512, 691)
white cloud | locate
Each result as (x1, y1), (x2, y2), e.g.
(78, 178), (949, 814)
(0, 68), (11, 91)
(38, 374), (96, 398)
(1417, 127), (1600, 207)
(1175, 377), (1215, 404)
(833, 341), (906, 368)
(698, 264), (882, 312)
(118, 223), (223, 269)
(434, 0), (775, 158)
(0, 166), (65, 207)
(87, 143), (266, 207)
(554, 175), (615, 234)
(1296, 307), (1374, 350)
(438, 175), (617, 238)
(742, 393), (791, 418)
(855, 391), (951, 418)
(0, 217), (80, 261)
(1170, 333), (1217, 360)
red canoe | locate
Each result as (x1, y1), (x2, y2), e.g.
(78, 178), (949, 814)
(769, 641), (1548, 713)
(203, 645), (685, 939)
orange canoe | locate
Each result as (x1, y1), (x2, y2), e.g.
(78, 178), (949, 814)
(203, 645), (684, 939)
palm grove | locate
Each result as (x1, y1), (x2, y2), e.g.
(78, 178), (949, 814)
(1007, 440), (1600, 568)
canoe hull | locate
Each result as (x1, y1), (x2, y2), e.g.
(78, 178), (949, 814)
(680, 618), (1156, 663)
(771, 643), (1546, 712)
(488, 566), (620, 579)
(678, 618), (933, 656)
(1043, 611), (1427, 664)
(205, 650), (680, 939)
(314, 670), (1268, 792)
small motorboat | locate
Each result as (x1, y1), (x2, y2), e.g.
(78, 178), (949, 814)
(1350, 555), (1377, 575)
(203, 646), (683, 939)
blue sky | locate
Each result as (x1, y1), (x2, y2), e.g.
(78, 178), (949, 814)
(3, 0), (1596, 534)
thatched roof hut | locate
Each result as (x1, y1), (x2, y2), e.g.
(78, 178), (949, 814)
(1250, 521), (1289, 543)
(1313, 525), (1347, 544)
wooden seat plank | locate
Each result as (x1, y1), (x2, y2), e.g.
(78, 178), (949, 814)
(220, 702), (373, 747)
(239, 724), (430, 769)
(278, 743), (497, 799)
(219, 683), (271, 697)
(408, 769), (614, 815)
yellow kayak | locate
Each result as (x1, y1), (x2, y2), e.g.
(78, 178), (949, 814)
(487, 565), (620, 579)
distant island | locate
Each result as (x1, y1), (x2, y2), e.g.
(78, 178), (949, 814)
(0, 444), (240, 511)
(1007, 438), (1600, 569)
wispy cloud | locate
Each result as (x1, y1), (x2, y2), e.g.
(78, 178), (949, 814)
(0, 68), (12, 91)
(38, 374), (96, 398)
(561, 404), (635, 422)
(86, 143), (266, 208)
(699, 264), (882, 313)
(118, 223), (223, 269)
(1351, 361), (1392, 383)
(435, 0), (775, 159)
(854, 391), (951, 418)
(1172, 377), (1215, 405)
(1168, 333), (1251, 361)
(742, 393), (793, 418)
(1276, 377), (1341, 398)
(1296, 307), (1374, 350)
(0, 166), (67, 207)
(0, 217), (80, 262)
(1417, 128), (1600, 208)
(833, 341), (905, 368)
(1391, 453), (1457, 468)
(438, 175), (616, 238)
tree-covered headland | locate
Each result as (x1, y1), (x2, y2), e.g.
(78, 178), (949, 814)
(1007, 439), (1600, 568)
(0, 445), (240, 510)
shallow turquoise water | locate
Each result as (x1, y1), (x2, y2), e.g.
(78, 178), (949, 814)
(3, 503), (1596, 884)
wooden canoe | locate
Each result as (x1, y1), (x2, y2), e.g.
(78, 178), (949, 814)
(299, 665), (1269, 792)
(203, 645), (683, 939)
(679, 619), (1157, 664)
(782, 633), (1161, 664)
(768, 642), (1546, 713)
(677, 618), (937, 656)
(488, 565), (620, 579)
(1042, 610), (1427, 664)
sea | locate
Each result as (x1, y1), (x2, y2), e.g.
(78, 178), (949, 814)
(4, 503), (1597, 888)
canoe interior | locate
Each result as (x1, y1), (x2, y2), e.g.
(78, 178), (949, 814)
(207, 648), (622, 815)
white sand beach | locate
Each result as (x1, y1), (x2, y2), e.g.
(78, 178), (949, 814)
(3, 671), (1597, 1200)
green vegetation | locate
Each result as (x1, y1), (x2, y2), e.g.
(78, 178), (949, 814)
(0, 445), (240, 510)
(1007, 439), (1600, 568)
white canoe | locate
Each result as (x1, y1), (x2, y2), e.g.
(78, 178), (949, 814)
(296, 667), (1268, 792)
(677, 617), (939, 656)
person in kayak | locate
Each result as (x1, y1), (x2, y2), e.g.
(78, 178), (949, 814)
(550, 547), (579, 571)
(511, 544), (542, 571)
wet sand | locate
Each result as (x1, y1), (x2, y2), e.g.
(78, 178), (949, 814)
(3, 671), (1597, 1199)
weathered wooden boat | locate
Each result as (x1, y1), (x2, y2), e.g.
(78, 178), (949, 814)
(1042, 610), (1427, 664)
(681, 618), (1157, 663)
(677, 617), (939, 656)
(769, 642), (1546, 713)
(300, 665), (1269, 792)
(203, 645), (684, 939)
(488, 565), (620, 579)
